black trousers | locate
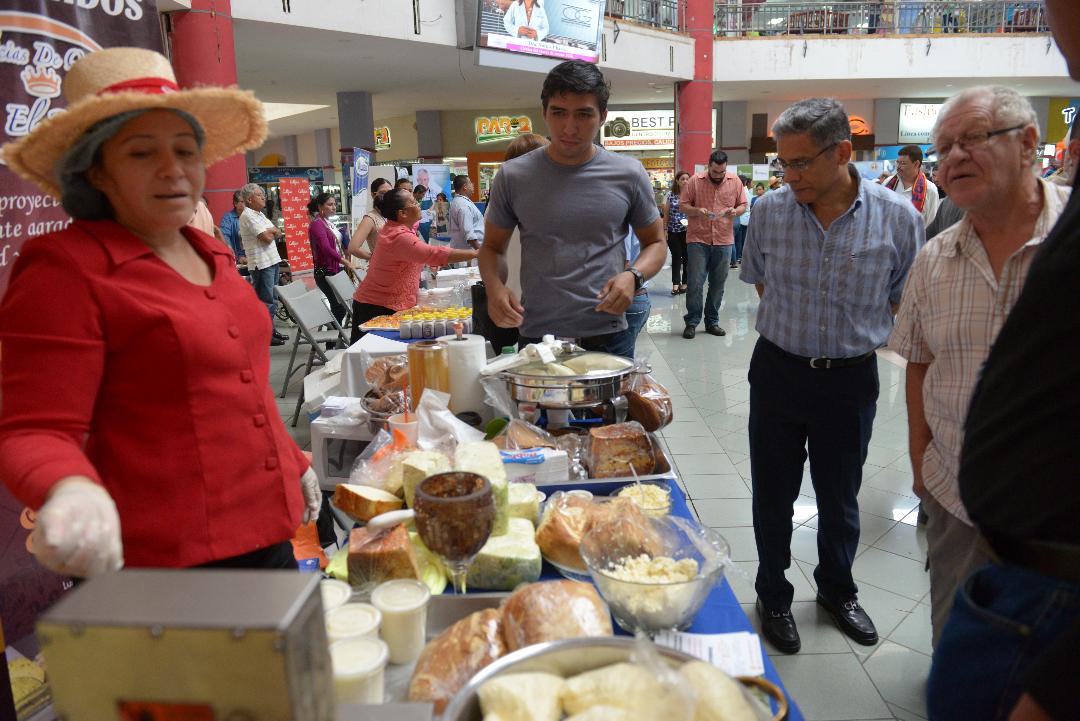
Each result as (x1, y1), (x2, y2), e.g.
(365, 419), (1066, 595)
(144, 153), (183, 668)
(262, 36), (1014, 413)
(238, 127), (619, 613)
(314, 270), (347, 324)
(350, 301), (395, 344)
(198, 541), (298, 570)
(667, 229), (688, 286)
(748, 337), (879, 610)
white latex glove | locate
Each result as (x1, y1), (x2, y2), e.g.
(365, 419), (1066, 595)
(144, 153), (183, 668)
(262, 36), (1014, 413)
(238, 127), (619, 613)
(31, 477), (123, 577)
(300, 468), (321, 525)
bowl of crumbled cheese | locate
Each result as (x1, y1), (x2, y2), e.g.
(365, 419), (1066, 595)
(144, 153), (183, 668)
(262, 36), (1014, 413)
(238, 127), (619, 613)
(579, 515), (730, 635)
(612, 480), (673, 518)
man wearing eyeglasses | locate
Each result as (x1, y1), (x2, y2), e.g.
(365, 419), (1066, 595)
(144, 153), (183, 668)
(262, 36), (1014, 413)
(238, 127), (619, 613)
(884, 145), (940, 227)
(739, 98), (922, 655)
(889, 87), (1070, 658)
(925, 3), (1080, 719)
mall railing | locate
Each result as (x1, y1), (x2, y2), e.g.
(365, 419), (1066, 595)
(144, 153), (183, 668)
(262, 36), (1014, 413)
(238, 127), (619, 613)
(606, 0), (683, 32)
(714, 1), (1048, 37)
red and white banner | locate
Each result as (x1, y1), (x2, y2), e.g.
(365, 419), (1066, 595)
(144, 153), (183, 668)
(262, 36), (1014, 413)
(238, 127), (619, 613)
(279, 177), (313, 273)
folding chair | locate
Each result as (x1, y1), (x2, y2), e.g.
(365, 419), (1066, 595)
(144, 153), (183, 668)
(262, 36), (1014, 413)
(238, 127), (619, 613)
(276, 281), (324, 398)
(325, 270), (359, 327)
(276, 289), (348, 416)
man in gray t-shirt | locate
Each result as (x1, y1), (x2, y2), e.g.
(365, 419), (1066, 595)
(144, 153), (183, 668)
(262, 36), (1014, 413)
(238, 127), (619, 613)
(479, 61), (665, 355)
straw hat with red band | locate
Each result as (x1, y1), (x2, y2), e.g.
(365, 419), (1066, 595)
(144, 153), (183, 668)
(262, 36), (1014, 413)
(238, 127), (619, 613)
(2, 47), (267, 198)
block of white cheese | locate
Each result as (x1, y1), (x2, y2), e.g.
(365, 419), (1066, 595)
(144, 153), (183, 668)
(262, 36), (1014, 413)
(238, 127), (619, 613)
(455, 441), (509, 536)
(401, 450), (452, 508)
(507, 483), (541, 524)
(466, 518), (542, 591)
(478, 672), (565, 721)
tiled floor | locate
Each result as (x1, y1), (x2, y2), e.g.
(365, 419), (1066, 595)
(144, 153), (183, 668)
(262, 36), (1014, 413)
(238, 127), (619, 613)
(270, 268), (932, 721)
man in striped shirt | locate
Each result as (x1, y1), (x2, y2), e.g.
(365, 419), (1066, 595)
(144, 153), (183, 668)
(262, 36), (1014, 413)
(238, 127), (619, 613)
(889, 86), (1071, 649)
(740, 98), (922, 654)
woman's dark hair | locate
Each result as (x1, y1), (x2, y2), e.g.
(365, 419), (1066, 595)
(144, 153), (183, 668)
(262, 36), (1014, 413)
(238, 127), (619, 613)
(307, 191), (333, 215)
(505, 132), (548, 161)
(370, 178), (392, 195)
(436, 192), (448, 202)
(375, 188), (412, 221)
(413, 184), (427, 197)
(394, 177), (413, 189)
(670, 170), (690, 192)
(541, 60), (611, 114)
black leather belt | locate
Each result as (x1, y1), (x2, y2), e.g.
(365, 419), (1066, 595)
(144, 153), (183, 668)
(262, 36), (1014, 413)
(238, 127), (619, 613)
(761, 338), (876, 369)
(983, 531), (1080, 584)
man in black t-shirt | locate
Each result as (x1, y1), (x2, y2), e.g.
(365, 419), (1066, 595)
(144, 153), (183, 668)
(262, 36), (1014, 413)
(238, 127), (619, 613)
(926, 3), (1080, 720)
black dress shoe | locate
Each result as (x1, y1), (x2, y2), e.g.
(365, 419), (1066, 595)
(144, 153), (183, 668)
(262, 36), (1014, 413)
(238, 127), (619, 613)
(273, 330), (289, 341)
(757, 600), (801, 653)
(817, 593), (879, 646)
(682, 325), (696, 339)
(269, 336), (286, 347)
(705, 325), (727, 337)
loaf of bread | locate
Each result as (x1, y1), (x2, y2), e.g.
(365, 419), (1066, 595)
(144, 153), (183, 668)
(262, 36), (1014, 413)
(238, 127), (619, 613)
(364, 354), (408, 393)
(501, 580), (613, 652)
(332, 483), (403, 522)
(625, 379), (673, 432)
(535, 493), (595, 571)
(346, 523), (421, 588)
(408, 608), (508, 713)
(588, 422), (656, 478)
(537, 496), (660, 572)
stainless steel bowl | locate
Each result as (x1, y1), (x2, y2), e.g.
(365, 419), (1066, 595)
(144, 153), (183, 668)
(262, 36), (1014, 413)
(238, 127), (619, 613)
(500, 352), (636, 408)
(441, 637), (696, 721)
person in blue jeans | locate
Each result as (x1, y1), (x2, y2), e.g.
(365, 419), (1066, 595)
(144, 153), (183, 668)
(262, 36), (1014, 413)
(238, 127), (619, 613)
(678, 150), (746, 339)
(605, 227), (652, 359)
(731, 177), (751, 268)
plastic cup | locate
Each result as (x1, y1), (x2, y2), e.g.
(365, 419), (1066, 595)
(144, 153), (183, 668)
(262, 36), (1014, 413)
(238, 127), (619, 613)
(330, 637), (389, 704)
(325, 602), (382, 644)
(370, 579), (430, 664)
(320, 579), (352, 614)
(388, 412), (419, 445)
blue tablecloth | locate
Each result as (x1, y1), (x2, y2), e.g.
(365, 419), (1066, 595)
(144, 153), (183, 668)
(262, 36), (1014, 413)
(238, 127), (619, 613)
(537, 480), (804, 721)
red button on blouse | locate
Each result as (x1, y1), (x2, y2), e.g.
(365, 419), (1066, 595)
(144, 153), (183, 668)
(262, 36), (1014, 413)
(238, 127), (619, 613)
(0, 221), (307, 568)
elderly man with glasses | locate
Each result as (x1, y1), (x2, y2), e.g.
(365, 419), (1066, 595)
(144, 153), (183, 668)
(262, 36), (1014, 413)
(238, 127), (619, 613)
(889, 87), (1071, 656)
(739, 98), (923, 654)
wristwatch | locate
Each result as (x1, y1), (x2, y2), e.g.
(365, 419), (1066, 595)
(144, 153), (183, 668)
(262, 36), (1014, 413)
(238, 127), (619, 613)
(626, 267), (645, 291)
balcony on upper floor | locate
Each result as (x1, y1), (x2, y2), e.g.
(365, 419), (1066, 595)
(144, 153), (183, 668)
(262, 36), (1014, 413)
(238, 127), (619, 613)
(714, 1), (1049, 38)
(606, 0), (683, 32)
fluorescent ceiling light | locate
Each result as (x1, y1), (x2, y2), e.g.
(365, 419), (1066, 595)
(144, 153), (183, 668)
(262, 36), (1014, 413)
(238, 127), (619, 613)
(262, 103), (330, 121)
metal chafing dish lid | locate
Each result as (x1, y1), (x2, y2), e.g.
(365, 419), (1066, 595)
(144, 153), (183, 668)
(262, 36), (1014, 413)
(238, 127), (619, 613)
(503, 351), (634, 380)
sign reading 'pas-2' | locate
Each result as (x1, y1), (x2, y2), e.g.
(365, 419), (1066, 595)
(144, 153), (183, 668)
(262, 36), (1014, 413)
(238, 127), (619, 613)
(474, 115), (533, 144)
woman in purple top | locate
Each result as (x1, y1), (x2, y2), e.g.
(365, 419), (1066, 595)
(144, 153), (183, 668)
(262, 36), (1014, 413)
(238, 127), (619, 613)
(308, 192), (353, 323)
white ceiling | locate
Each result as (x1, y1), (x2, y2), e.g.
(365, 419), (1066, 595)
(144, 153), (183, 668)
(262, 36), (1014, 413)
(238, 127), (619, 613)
(232, 19), (1080, 138)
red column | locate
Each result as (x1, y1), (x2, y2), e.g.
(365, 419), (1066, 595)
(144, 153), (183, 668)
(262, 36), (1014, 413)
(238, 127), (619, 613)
(169, 0), (248, 225)
(676, 0), (715, 174)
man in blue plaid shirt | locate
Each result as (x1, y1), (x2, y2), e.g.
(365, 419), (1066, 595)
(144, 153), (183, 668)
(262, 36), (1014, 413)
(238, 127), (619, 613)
(740, 98), (922, 654)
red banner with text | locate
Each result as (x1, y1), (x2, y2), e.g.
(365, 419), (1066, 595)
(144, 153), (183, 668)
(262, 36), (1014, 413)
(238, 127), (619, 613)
(279, 177), (313, 273)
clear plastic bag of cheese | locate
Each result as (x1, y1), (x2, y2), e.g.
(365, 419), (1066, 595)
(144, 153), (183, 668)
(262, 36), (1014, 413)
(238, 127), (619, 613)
(475, 634), (773, 721)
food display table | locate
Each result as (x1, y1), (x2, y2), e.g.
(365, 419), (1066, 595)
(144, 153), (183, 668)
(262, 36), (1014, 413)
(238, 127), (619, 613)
(536, 478), (805, 721)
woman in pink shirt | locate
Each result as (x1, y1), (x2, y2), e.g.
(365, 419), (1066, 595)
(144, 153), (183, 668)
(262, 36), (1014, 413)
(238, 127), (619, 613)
(350, 188), (478, 342)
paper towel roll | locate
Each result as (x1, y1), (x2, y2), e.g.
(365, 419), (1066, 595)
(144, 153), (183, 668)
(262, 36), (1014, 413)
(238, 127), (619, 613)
(437, 333), (489, 422)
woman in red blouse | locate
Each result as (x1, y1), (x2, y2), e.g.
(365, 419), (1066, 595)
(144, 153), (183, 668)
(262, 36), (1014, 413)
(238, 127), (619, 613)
(0, 48), (320, 576)
(349, 189), (478, 342)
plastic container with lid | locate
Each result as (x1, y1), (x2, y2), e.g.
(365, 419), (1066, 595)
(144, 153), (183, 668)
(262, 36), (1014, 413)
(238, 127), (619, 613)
(370, 579), (431, 664)
(320, 579), (352, 614)
(325, 602), (382, 644)
(330, 637), (389, 704)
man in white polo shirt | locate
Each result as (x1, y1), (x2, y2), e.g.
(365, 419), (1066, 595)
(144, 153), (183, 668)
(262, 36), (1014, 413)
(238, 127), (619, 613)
(238, 182), (286, 346)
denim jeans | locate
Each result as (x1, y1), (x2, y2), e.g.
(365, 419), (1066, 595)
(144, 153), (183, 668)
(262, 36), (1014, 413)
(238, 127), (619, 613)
(251, 263), (280, 322)
(683, 243), (732, 328)
(733, 223), (747, 263)
(605, 292), (652, 360)
(927, 562), (1080, 720)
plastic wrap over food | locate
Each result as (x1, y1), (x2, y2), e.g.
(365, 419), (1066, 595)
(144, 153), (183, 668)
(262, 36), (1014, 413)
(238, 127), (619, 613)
(587, 421), (657, 479)
(561, 642), (697, 721)
(360, 351), (409, 394)
(346, 523), (421, 591)
(492, 418), (556, 450)
(348, 428), (412, 496)
(624, 369), (674, 432)
(408, 608), (508, 714)
(500, 580), (613, 652)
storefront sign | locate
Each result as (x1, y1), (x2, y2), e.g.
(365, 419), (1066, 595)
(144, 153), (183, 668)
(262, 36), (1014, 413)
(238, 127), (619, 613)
(247, 166), (324, 184)
(601, 110), (718, 151)
(477, 0), (605, 64)
(474, 115), (533, 144)
(849, 115), (872, 136)
(350, 148), (371, 230)
(374, 126), (391, 151)
(1047, 97), (1080, 143)
(638, 157), (672, 170)
(279, 177), (313, 273)
(898, 103), (943, 144)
